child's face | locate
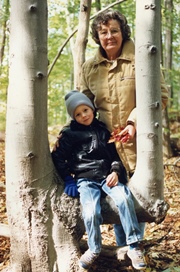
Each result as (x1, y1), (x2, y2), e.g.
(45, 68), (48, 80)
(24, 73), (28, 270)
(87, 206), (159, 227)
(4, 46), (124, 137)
(74, 104), (94, 126)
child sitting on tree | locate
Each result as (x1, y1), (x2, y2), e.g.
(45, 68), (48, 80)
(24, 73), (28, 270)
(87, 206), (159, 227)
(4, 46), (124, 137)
(51, 90), (146, 270)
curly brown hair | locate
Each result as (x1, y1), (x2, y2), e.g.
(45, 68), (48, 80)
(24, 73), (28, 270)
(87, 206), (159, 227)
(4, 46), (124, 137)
(91, 9), (131, 45)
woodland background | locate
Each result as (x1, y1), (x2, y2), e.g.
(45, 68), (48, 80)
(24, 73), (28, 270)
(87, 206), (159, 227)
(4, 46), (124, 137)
(0, 0), (180, 271)
(0, 0), (180, 133)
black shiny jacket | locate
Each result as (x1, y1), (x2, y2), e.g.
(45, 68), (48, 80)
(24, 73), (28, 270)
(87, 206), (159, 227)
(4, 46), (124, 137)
(51, 118), (127, 184)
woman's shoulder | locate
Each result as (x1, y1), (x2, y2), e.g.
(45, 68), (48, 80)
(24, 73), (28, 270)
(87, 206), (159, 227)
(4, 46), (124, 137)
(82, 48), (104, 69)
(121, 39), (135, 61)
(82, 55), (96, 69)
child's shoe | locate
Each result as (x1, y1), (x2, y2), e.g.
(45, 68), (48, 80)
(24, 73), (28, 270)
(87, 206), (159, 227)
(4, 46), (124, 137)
(79, 249), (99, 270)
(127, 246), (146, 270)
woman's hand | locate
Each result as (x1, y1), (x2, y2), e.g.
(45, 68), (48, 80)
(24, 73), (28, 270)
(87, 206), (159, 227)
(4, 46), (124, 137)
(106, 172), (118, 187)
(119, 124), (136, 143)
(52, 133), (62, 151)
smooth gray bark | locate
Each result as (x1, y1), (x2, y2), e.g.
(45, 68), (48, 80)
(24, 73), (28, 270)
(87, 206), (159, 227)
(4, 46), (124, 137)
(5, 0), (83, 271)
(130, 0), (169, 223)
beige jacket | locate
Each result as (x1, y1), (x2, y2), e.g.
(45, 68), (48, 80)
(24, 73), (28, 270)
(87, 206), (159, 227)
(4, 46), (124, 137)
(80, 39), (168, 173)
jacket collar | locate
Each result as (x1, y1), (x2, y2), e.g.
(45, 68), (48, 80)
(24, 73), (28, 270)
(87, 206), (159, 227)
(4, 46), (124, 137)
(70, 118), (104, 131)
(93, 39), (135, 65)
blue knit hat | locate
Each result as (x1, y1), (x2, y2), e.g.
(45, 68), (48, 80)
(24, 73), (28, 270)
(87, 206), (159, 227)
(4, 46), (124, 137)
(65, 90), (95, 119)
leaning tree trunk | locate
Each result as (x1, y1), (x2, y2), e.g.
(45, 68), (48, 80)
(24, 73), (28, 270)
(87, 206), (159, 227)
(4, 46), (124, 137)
(129, 0), (169, 223)
(73, 0), (92, 89)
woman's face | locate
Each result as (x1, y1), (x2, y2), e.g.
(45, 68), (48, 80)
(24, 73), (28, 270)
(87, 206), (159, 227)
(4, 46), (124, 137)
(98, 19), (123, 59)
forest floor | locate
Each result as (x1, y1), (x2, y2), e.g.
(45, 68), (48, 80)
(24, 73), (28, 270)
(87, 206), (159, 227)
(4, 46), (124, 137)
(0, 141), (180, 272)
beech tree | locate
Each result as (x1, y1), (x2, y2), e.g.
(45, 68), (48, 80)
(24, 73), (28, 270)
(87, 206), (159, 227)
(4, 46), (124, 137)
(4, 0), (169, 271)
(129, 0), (169, 222)
(5, 0), (83, 271)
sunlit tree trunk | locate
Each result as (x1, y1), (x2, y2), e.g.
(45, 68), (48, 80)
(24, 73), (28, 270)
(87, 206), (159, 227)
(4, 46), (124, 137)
(130, 0), (169, 222)
(74, 0), (92, 89)
(0, 0), (10, 67)
(5, 1), (83, 271)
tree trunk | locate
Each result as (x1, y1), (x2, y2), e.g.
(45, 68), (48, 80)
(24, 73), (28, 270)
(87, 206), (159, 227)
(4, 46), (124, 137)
(0, 0), (10, 66)
(5, 0), (84, 271)
(162, 0), (173, 158)
(73, 0), (92, 89)
(163, 0), (173, 101)
(162, 108), (173, 157)
(130, 0), (169, 223)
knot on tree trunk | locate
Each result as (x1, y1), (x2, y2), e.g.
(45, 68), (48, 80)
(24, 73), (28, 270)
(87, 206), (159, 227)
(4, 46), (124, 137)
(148, 199), (170, 223)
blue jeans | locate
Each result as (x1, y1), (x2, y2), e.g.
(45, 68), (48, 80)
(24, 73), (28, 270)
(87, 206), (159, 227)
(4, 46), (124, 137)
(114, 222), (145, 246)
(77, 178), (142, 254)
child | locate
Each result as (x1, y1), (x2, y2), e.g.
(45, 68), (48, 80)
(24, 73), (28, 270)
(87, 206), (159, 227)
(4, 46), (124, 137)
(51, 91), (146, 270)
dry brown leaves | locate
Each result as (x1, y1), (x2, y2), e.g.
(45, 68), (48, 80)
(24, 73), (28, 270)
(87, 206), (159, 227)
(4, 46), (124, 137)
(142, 157), (180, 271)
(0, 142), (10, 271)
(0, 141), (180, 271)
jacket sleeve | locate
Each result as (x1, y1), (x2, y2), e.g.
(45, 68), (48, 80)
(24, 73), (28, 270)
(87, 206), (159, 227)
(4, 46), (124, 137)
(127, 108), (137, 128)
(51, 132), (73, 179)
(110, 161), (128, 185)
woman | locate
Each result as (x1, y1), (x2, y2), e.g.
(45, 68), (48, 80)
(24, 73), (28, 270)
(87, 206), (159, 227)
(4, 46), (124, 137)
(80, 9), (168, 246)
(80, 9), (168, 173)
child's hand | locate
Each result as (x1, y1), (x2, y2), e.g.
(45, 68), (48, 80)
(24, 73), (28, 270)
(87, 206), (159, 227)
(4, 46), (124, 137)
(106, 172), (118, 187)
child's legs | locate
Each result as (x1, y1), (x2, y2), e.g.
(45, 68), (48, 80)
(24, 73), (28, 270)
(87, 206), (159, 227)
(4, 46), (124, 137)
(113, 223), (126, 246)
(102, 182), (142, 245)
(77, 178), (103, 254)
(113, 222), (146, 246)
